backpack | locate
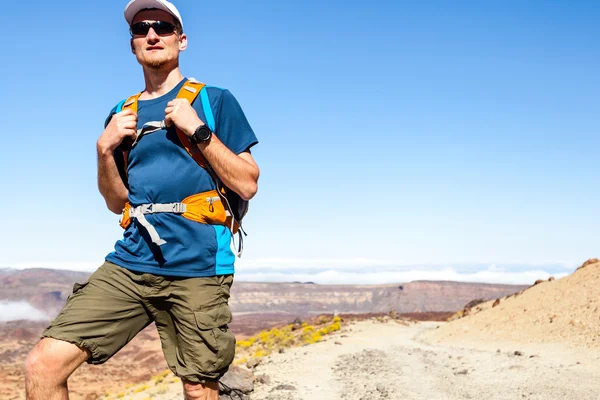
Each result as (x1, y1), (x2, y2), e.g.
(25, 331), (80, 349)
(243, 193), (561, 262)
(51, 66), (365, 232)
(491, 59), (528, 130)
(111, 78), (248, 255)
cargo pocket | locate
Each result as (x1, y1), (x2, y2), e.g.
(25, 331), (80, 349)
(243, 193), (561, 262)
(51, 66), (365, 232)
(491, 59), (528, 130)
(194, 303), (236, 374)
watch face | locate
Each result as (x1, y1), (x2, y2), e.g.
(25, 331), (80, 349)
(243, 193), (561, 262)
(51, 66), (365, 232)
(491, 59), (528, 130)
(197, 125), (212, 141)
(194, 125), (212, 142)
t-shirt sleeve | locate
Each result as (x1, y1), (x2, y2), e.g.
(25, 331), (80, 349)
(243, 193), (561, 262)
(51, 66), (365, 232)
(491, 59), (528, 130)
(211, 89), (258, 154)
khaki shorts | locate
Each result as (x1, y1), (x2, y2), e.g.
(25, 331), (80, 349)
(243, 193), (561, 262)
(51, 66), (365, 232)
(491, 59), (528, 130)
(43, 261), (236, 382)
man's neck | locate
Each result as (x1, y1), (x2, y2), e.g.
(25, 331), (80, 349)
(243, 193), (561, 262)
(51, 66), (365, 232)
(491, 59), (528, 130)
(140, 67), (185, 100)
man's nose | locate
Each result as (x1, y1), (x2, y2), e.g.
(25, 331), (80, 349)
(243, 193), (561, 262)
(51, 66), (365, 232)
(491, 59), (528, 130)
(146, 27), (160, 41)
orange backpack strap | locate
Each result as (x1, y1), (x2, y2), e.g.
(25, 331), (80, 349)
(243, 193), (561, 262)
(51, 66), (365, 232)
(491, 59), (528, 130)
(174, 79), (208, 168)
(119, 93), (142, 176)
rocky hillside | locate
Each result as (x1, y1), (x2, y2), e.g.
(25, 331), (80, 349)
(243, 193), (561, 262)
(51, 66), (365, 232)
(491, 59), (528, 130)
(427, 258), (600, 348)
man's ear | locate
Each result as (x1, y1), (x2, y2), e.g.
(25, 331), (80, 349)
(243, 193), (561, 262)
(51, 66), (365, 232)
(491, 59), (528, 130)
(178, 33), (188, 52)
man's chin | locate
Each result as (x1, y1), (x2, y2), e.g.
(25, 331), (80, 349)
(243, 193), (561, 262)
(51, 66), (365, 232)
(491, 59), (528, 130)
(147, 61), (168, 70)
(141, 58), (170, 70)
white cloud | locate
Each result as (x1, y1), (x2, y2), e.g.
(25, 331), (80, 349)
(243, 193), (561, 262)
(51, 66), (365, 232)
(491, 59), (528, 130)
(0, 301), (48, 322)
(0, 262), (99, 272)
(1, 258), (576, 285)
(236, 257), (578, 272)
(235, 268), (569, 285)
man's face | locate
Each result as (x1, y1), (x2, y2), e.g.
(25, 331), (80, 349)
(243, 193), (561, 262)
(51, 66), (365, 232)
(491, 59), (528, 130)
(130, 9), (187, 70)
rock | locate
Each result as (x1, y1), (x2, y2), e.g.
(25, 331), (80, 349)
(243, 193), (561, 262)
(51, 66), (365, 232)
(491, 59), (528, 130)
(548, 276), (555, 281)
(577, 258), (599, 271)
(514, 351), (523, 356)
(220, 393), (248, 400)
(246, 358), (262, 369)
(255, 374), (271, 385)
(376, 383), (388, 393)
(278, 348), (285, 353)
(533, 279), (544, 286)
(464, 299), (485, 309)
(273, 384), (296, 391)
(291, 318), (303, 331)
(454, 369), (469, 375)
(335, 341), (343, 345)
(219, 365), (254, 396)
(492, 299), (500, 308)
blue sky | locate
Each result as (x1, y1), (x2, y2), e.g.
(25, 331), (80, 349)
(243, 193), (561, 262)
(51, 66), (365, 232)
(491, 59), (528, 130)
(0, 1), (598, 284)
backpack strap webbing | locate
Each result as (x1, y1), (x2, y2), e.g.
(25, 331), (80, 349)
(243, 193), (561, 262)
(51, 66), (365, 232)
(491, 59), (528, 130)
(120, 92), (142, 177)
(174, 79), (207, 168)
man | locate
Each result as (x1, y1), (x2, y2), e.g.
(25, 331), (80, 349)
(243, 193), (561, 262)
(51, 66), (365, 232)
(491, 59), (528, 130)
(25, 1), (259, 399)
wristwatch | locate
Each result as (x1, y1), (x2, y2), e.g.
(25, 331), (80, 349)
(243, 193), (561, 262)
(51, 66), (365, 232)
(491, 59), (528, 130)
(189, 124), (212, 145)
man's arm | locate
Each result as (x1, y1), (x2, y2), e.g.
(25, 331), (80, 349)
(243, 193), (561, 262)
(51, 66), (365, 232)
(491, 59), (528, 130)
(197, 136), (259, 200)
(164, 99), (259, 201)
(97, 149), (129, 214)
(97, 109), (137, 214)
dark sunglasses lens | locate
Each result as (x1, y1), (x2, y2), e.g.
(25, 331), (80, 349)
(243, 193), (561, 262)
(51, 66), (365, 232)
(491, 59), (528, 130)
(131, 21), (176, 36)
(153, 21), (177, 35)
(130, 22), (150, 36)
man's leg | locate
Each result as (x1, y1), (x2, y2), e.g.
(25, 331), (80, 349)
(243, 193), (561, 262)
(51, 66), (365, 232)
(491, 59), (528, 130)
(25, 338), (89, 400)
(182, 380), (219, 400)
(26, 262), (153, 399)
(150, 274), (235, 399)
(151, 308), (221, 400)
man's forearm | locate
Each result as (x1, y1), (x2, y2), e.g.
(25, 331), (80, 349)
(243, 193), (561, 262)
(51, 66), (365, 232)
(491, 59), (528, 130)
(97, 148), (129, 214)
(198, 136), (259, 201)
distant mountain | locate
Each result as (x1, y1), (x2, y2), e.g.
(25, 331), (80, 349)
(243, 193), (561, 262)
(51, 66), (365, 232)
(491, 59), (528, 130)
(229, 280), (526, 315)
(0, 268), (527, 319)
(0, 268), (90, 317)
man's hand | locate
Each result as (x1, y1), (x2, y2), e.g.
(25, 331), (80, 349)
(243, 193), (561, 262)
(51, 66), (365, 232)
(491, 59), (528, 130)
(97, 109), (137, 154)
(164, 99), (203, 137)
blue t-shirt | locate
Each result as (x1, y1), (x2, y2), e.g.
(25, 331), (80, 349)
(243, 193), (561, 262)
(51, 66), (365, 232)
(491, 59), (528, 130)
(105, 78), (258, 277)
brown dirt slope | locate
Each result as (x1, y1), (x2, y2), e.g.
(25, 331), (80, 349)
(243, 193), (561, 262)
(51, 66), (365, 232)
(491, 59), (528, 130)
(428, 259), (600, 349)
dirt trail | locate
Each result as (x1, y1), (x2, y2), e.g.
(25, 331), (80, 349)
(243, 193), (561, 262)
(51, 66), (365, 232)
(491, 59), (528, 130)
(248, 320), (600, 400)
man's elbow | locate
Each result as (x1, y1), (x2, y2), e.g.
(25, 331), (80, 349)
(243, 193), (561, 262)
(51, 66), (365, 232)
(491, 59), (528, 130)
(239, 180), (258, 201)
(107, 202), (124, 215)
(103, 197), (126, 215)
(238, 166), (259, 200)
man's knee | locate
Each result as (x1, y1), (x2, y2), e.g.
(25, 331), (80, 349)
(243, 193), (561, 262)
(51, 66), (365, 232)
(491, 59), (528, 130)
(25, 338), (89, 383)
(182, 379), (219, 400)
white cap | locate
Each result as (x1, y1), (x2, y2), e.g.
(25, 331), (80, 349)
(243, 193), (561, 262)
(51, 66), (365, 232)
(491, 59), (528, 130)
(124, 0), (184, 31)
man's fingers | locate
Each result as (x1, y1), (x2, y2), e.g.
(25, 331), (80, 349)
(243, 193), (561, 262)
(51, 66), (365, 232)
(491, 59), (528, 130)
(111, 115), (137, 125)
(119, 108), (136, 116)
(120, 128), (136, 138)
(121, 120), (137, 130)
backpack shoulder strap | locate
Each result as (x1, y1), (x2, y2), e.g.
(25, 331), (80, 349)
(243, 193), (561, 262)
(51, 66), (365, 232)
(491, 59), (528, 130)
(122, 93), (142, 113)
(119, 92), (143, 178)
(175, 78), (208, 168)
(199, 86), (215, 132)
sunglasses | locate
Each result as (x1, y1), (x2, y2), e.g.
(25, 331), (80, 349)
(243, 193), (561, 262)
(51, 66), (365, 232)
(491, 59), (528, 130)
(130, 21), (178, 37)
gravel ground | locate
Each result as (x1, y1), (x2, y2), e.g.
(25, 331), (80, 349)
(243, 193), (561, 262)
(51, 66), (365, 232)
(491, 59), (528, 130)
(247, 320), (600, 400)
